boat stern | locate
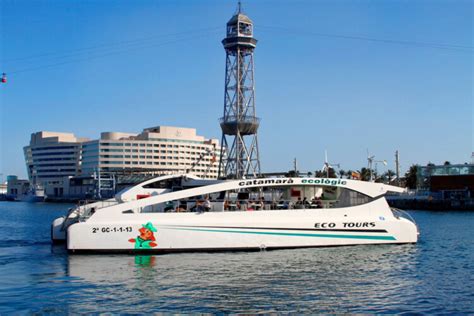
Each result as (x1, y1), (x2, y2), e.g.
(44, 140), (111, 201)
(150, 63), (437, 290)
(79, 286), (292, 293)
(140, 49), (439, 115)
(391, 208), (419, 243)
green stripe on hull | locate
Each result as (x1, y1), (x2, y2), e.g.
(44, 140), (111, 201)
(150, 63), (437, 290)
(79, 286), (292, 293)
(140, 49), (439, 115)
(165, 227), (396, 241)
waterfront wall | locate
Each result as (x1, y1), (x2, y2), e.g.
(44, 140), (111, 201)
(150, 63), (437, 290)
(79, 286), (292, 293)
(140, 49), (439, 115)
(388, 198), (474, 211)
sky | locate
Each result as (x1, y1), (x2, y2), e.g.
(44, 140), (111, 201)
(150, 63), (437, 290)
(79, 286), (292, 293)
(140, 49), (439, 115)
(0, 0), (472, 180)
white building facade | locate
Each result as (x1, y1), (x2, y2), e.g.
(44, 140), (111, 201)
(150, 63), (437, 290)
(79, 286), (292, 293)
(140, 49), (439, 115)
(81, 126), (221, 179)
(24, 127), (222, 195)
(24, 131), (89, 196)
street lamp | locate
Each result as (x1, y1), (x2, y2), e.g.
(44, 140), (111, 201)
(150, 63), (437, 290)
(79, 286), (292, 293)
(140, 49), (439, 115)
(367, 152), (387, 182)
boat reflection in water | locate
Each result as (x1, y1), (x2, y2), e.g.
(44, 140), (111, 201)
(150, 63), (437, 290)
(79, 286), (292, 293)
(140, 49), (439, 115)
(66, 244), (420, 313)
(134, 255), (156, 267)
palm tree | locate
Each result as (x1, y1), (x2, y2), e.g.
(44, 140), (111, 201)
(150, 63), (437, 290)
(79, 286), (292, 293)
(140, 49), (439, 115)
(327, 167), (337, 178)
(346, 169), (353, 179)
(339, 169), (346, 179)
(360, 168), (373, 181)
(287, 170), (298, 177)
(383, 169), (395, 184)
(404, 165), (418, 189)
(314, 170), (325, 178)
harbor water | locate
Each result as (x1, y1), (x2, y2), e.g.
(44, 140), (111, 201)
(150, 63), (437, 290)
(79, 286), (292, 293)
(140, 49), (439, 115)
(0, 201), (472, 313)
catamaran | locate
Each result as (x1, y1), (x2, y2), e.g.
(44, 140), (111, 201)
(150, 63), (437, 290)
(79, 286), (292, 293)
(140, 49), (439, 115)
(52, 174), (418, 253)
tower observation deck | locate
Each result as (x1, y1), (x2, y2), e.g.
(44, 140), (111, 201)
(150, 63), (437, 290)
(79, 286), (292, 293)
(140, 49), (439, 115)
(218, 3), (261, 179)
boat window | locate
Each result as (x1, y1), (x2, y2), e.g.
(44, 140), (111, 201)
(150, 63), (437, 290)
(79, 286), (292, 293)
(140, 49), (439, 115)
(331, 188), (371, 208)
(237, 192), (249, 200)
(136, 184), (373, 213)
(143, 177), (182, 189)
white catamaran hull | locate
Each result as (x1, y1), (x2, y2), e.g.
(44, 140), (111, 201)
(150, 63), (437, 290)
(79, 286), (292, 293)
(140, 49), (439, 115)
(67, 198), (418, 253)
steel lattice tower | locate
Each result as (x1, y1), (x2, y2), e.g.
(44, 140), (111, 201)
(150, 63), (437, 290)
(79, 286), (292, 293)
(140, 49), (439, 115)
(218, 4), (261, 179)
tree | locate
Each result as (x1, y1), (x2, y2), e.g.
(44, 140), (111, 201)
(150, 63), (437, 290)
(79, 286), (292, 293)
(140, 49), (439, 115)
(360, 168), (374, 181)
(339, 169), (346, 179)
(387, 169), (395, 183)
(327, 167), (337, 178)
(346, 169), (353, 179)
(287, 170), (298, 177)
(404, 164), (418, 189)
(314, 170), (325, 178)
(443, 161), (451, 166)
(381, 169), (395, 184)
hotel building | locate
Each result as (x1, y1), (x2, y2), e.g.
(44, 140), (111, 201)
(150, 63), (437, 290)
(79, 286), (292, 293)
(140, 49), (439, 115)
(24, 126), (222, 197)
(24, 131), (89, 196)
(81, 126), (221, 179)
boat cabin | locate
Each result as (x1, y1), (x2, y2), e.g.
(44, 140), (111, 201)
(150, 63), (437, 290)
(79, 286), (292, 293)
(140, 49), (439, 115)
(134, 178), (374, 213)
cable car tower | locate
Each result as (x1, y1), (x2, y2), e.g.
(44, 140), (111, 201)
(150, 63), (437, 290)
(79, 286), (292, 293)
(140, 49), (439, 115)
(218, 3), (261, 179)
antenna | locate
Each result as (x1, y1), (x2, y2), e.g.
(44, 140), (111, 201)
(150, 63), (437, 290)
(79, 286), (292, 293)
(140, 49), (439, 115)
(237, 1), (242, 13)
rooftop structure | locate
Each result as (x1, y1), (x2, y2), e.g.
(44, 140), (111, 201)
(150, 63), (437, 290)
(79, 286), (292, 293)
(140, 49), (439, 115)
(417, 163), (474, 194)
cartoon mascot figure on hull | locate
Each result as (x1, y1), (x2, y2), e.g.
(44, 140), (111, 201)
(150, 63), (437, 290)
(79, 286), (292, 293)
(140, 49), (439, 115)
(129, 222), (158, 249)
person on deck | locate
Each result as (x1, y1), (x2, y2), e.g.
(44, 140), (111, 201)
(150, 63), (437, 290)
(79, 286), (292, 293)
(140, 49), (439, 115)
(203, 197), (211, 212)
